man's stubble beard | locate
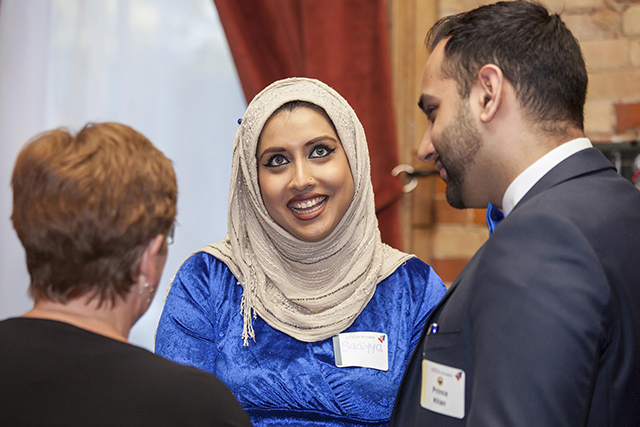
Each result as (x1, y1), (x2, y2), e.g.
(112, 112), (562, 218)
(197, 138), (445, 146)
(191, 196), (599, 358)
(437, 103), (483, 209)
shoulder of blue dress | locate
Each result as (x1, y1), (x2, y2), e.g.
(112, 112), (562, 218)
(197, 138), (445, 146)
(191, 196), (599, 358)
(377, 257), (430, 290)
(396, 256), (432, 275)
(183, 251), (233, 275)
(174, 251), (241, 296)
(387, 256), (446, 301)
(404, 256), (444, 284)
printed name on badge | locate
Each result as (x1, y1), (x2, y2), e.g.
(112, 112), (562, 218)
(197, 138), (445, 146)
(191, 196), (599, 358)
(332, 332), (388, 371)
(420, 359), (465, 419)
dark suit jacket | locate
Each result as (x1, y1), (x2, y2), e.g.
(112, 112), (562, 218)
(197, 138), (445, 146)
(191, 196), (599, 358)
(391, 148), (640, 426)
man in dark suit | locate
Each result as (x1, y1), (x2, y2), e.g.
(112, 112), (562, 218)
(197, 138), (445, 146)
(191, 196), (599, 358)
(390, 1), (640, 426)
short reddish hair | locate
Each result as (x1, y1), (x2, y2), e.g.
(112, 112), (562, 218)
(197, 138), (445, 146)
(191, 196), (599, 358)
(11, 122), (177, 305)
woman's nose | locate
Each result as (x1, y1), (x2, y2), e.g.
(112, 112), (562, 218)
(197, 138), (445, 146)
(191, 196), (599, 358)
(291, 162), (314, 190)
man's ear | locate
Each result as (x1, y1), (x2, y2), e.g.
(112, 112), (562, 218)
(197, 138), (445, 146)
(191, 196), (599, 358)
(138, 234), (165, 284)
(476, 64), (504, 123)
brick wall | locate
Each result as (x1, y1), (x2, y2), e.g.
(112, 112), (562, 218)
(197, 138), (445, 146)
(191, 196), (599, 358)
(424, 0), (640, 285)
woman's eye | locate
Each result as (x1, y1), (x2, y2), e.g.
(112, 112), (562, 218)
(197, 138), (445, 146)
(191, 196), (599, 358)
(264, 154), (289, 167)
(310, 145), (335, 158)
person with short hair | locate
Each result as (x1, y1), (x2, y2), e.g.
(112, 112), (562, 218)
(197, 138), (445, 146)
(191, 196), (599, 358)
(391, 1), (640, 425)
(0, 122), (252, 427)
(155, 78), (446, 427)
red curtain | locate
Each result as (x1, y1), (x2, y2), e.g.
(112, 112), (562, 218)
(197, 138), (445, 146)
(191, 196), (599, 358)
(213, 0), (404, 249)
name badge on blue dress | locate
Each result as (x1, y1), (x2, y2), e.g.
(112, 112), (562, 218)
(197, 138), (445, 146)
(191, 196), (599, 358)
(332, 332), (389, 371)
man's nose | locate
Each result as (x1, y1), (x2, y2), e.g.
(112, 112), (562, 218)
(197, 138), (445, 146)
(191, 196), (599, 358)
(417, 128), (436, 162)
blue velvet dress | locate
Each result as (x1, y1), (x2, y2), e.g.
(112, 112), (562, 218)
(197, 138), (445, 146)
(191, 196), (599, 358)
(156, 253), (445, 427)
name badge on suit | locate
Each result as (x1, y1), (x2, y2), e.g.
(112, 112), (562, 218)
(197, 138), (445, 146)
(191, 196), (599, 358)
(420, 323), (466, 419)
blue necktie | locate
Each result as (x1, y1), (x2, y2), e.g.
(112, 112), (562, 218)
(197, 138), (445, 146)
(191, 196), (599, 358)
(486, 203), (504, 235)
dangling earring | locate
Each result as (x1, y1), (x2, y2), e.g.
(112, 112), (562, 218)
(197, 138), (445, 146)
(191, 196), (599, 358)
(139, 282), (155, 304)
(146, 286), (155, 304)
(139, 282), (149, 295)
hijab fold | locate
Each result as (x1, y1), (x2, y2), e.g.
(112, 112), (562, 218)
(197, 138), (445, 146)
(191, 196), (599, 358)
(201, 78), (412, 344)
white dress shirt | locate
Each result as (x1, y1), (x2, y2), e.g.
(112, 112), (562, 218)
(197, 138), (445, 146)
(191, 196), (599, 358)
(502, 137), (593, 217)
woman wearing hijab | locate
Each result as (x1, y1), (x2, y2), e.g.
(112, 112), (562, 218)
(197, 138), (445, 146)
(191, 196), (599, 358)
(155, 78), (446, 426)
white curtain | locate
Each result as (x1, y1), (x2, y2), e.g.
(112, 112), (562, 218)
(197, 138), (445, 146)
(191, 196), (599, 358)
(0, 0), (246, 350)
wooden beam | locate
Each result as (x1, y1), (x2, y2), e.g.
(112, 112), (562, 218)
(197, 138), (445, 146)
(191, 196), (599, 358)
(389, 0), (438, 258)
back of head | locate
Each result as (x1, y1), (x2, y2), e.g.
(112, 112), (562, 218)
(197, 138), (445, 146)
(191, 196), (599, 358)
(11, 122), (177, 306)
(427, 0), (587, 132)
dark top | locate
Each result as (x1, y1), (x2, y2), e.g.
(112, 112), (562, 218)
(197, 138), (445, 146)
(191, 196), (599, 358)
(0, 317), (253, 427)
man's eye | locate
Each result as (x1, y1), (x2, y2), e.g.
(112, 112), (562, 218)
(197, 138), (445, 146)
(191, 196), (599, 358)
(264, 154), (289, 167)
(425, 107), (437, 123)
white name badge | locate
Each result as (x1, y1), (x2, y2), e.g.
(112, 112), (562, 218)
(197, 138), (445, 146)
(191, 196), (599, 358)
(420, 359), (465, 419)
(332, 332), (388, 371)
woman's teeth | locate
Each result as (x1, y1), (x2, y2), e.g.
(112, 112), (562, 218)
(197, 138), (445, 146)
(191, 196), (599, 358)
(289, 196), (327, 213)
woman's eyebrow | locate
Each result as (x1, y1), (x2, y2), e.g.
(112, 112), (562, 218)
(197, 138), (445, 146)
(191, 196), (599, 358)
(257, 146), (286, 162)
(304, 135), (339, 147)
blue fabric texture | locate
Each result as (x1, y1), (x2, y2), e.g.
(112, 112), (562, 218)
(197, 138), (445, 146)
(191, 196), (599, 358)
(485, 203), (504, 235)
(156, 253), (446, 427)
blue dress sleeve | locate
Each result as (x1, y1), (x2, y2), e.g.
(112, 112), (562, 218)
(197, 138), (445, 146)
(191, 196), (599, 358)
(155, 252), (232, 374)
(398, 257), (447, 361)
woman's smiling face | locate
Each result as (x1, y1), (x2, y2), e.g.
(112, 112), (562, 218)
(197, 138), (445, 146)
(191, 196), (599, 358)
(257, 106), (354, 242)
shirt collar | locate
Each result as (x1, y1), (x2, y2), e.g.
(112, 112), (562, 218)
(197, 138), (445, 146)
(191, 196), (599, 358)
(502, 137), (592, 217)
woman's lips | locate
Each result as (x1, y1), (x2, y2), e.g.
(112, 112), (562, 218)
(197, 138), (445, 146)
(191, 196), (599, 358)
(288, 195), (328, 218)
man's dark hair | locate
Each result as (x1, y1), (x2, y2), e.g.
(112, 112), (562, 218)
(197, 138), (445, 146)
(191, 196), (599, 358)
(427, 1), (587, 131)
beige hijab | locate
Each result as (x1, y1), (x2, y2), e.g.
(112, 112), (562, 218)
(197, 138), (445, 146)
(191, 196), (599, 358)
(202, 78), (412, 345)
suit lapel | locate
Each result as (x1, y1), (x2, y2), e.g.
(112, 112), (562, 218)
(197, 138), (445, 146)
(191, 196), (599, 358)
(514, 148), (614, 212)
(421, 243), (487, 327)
